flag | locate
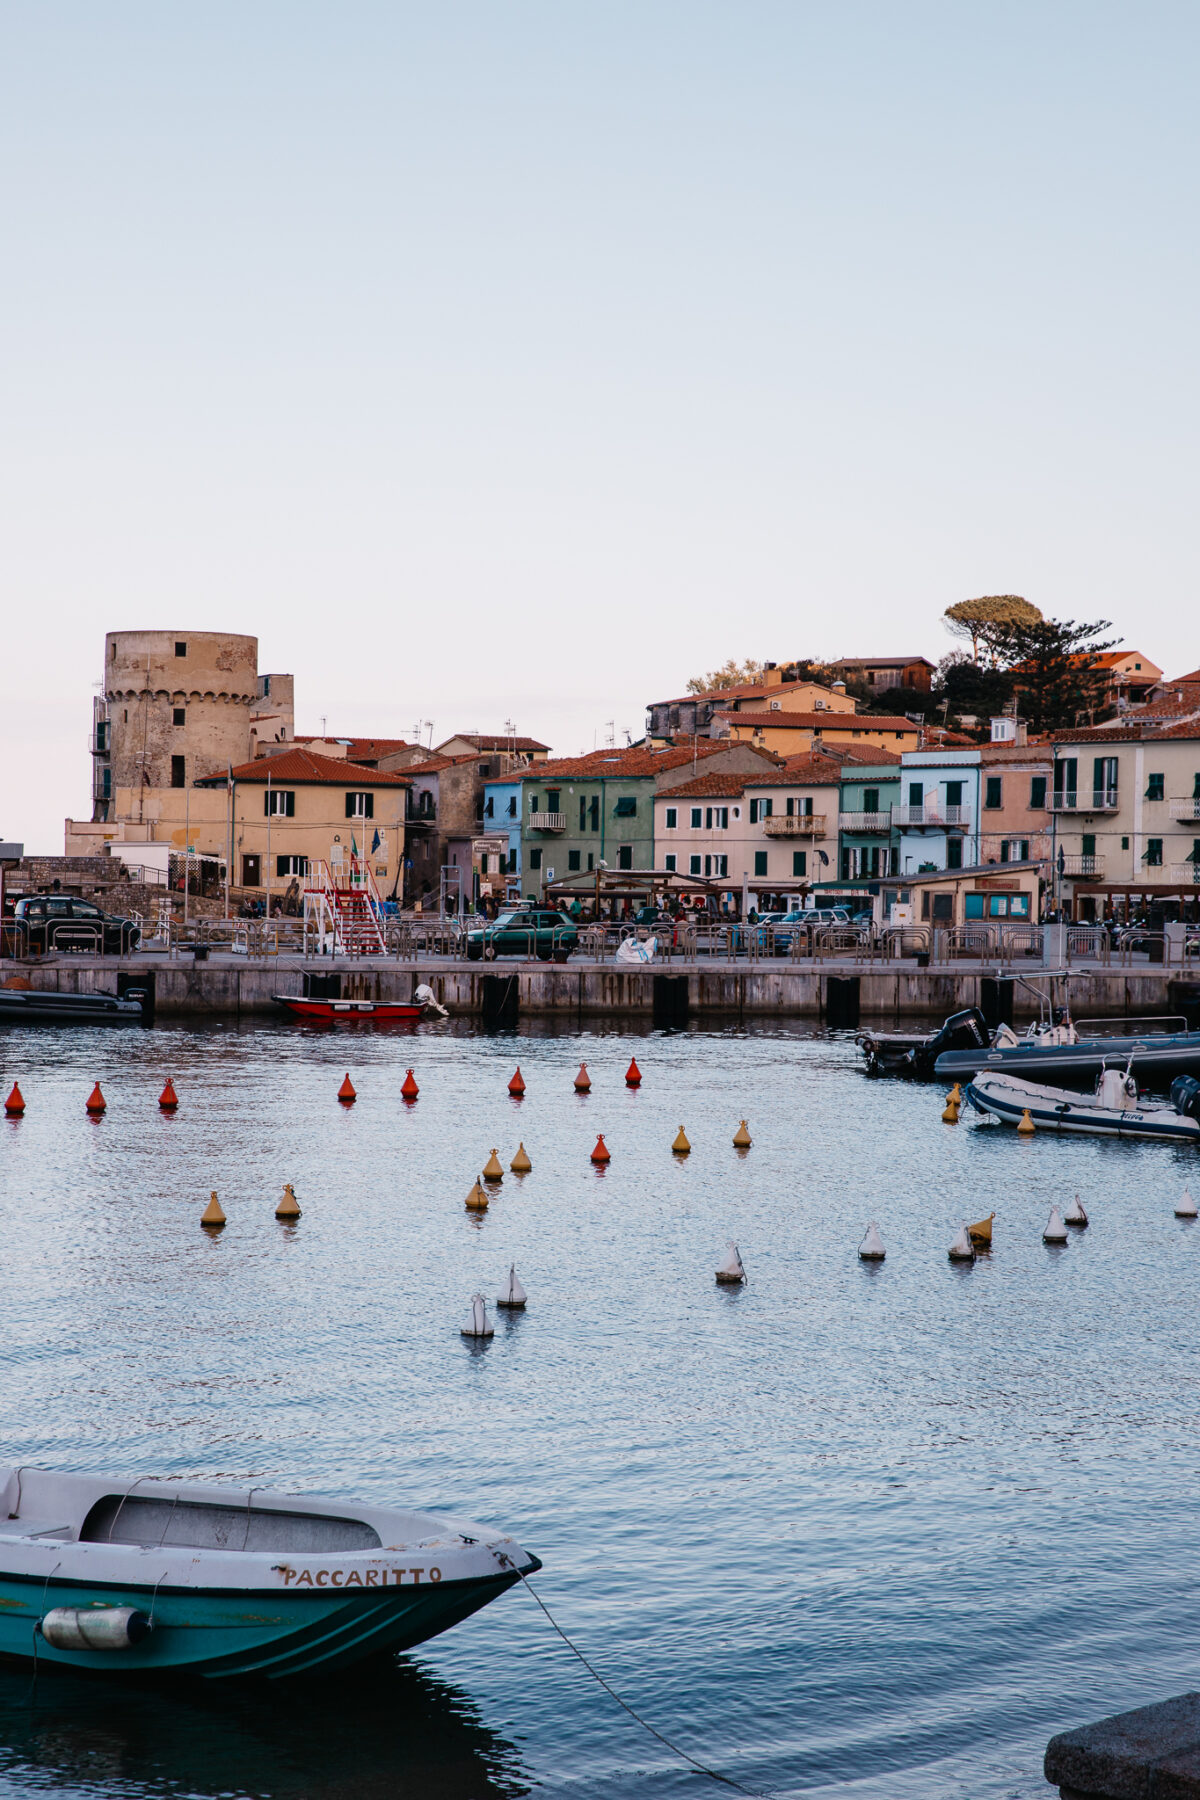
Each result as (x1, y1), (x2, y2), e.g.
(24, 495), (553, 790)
(351, 834), (358, 857)
(371, 829), (381, 854)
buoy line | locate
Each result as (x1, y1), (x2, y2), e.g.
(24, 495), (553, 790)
(496, 1555), (777, 1798)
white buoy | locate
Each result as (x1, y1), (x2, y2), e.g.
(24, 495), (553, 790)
(1064, 1194), (1089, 1228)
(497, 1265), (527, 1309)
(460, 1293), (494, 1339)
(1176, 1187), (1198, 1218)
(715, 1242), (746, 1284)
(859, 1223), (886, 1262)
(1043, 1206), (1068, 1244)
(947, 1224), (975, 1263)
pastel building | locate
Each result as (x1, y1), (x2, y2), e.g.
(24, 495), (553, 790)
(653, 759), (841, 893)
(894, 750), (982, 875)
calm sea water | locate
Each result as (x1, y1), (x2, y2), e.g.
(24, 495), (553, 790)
(0, 1013), (1198, 1799)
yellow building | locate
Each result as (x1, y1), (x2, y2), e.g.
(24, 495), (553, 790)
(715, 710), (921, 757)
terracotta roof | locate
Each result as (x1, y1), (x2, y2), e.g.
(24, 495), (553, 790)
(204, 748), (411, 785)
(440, 733), (551, 752)
(652, 678), (845, 708)
(1011, 650), (1161, 676)
(753, 754), (841, 785)
(717, 710), (918, 732)
(978, 743), (1054, 764)
(404, 753), (480, 775)
(522, 742), (778, 781)
(656, 774), (749, 799)
(344, 737), (414, 761)
(833, 656), (936, 670)
(827, 744), (904, 767)
(1048, 717), (1200, 744)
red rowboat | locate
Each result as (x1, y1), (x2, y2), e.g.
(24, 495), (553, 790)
(272, 995), (424, 1023)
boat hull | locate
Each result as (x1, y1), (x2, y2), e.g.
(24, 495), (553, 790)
(272, 996), (423, 1022)
(938, 1033), (1200, 1086)
(966, 1075), (1200, 1141)
(0, 991), (144, 1025)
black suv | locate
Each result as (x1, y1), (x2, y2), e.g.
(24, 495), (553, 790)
(13, 895), (141, 954)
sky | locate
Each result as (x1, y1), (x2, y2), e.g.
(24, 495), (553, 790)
(3, 2), (1199, 850)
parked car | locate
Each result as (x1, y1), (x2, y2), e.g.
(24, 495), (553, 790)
(464, 907), (578, 961)
(14, 895), (141, 954)
(749, 906), (854, 953)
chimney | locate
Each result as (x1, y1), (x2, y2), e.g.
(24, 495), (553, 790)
(831, 680), (846, 693)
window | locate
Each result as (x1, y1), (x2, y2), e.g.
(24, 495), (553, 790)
(587, 852), (594, 871)
(947, 838), (963, 869)
(580, 796), (587, 830)
(1093, 757), (1118, 804)
(174, 641), (187, 657)
(862, 787), (879, 814)
(691, 807), (702, 828)
(704, 855), (712, 877)
(908, 782), (923, 807)
(706, 808), (713, 829)
(754, 851), (768, 877)
(345, 792), (374, 819)
(507, 795), (516, 817)
(985, 776), (1002, 809)
(1146, 773), (1164, 801)
(614, 796), (637, 817)
(546, 789), (561, 812)
(618, 845), (633, 870)
(589, 795), (599, 831)
(1192, 840), (1200, 869)
(276, 855), (309, 877)
(932, 893), (953, 921)
(965, 894), (985, 920)
(665, 807), (677, 829)
(785, 797), (794, 817)
(664, 854), (677, 872)
(265, 788), (295, 816)
(529, 795), (539, 813)
(689, 854), (702, 875)
(1030, 776), (1047, 809)
(170, 754), (185, 788)
(1145, 838), (1163, 866)
(568, 850), (581, 871)
(749, 800), (758, 824)
(529, 847), (542, 870)
(714, 854), (728, 877)
(173, 707), (186, 727)
(793, 851), (807, 877)
(1082, 834), (1096, 858)
(945, 781), (964, 807)
(485, 797), (494, 817)
(716, 807), (728, 829)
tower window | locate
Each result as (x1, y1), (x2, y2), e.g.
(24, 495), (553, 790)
(173, 707), (186, 726)
(174, 641), (187, 658)
(170, 755), (186, 788)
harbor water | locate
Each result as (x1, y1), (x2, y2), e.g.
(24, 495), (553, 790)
(0, 1015), (1198, 1798)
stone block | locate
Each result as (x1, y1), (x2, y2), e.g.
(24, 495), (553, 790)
(1045, 1691), (1200, 1797)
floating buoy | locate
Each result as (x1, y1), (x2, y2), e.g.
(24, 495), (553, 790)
(859, 1223), (886, 1261)
(947, 1082), (963, 1106)
(1064, 1195), (1089, 1228)
(948, 1224), (975, 1263)
(85, 1082), (106, 1115)
(733, 1120), (752, 1148)
(465, 1180), (489, 1212)
(1176, 1187), (1198, 1219)
(4, 1082), (25, 1117)
(715, 1242), (746, 1284)
(574, 1063), (591, 1093)
(460, 1293), (494, 1339)
(1017, 1109), (1035, 1135)
(497, 1265), (527, 1309)
(482, 1149), (504, 1183)
(201, 1192), (226, 1230)
(275, 1182), (301, 1220)
(625, 1058), (642, 1087)
(158, 1078), (179, 1111)
(337, 1073), (356, 1105)
(1043, 1206), (1068, 1244)
(401, 1069), (419, 1102)
(590, 1134), (610, 1164)
(508, 1067), (526, 1097)
(967, 1213), (995, 1248)
(671, 1126), (691, 1155)
(942, 1098), (960, 1124)
(510, 1142), (532, 1174)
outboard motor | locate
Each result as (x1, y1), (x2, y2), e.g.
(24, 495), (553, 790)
(1171, 1075), (1200, 1121)
(914, 1008), (989, 1077)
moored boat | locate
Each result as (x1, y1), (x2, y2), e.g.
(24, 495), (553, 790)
(0, 988), (145, 1025)
(272, 994), (425, 1022)
(937, 1015), (1200, 1087)
(0, 1465), (538, 1677)
(966, 1066), (1200, 1142)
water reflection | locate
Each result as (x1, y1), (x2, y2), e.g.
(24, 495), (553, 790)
(0, 1660), (529, 1798)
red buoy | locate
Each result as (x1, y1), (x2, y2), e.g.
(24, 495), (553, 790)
(158, 1078), (179, 1111)
(625, 1058), (642, 1087)
(508, 1067), (526, 1097)
(85, 1082), (106, 1114)
(400, 1068), (419, 1101)
(338, 1073), (357, 1105)
(590, 1134), (610, 1164)
(574, 1062), (591, 1093)
(4, 1082), (25, 1117)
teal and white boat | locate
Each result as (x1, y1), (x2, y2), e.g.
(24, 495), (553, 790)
(0, 1465), (539, 1677)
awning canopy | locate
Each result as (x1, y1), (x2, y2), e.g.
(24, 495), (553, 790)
(542, 867), (724, 899)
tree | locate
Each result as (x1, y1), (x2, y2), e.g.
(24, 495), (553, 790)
(932, 653), (1014, 724)
(991, 617), (1117, 733)
(944, 595), (1043, 662)
(684, 658), (765, 696)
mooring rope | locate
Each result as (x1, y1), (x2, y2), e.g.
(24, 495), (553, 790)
(497, 1555), (776, 1799)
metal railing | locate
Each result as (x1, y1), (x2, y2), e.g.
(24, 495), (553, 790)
(762, 814), (826, 837)
(838, 811), (891, 832)
(1049, 790), (1120, 812)
(1169, 798), (1200, 821)
(1059, 855), (1104, 877)
(528, 812), (567, 832)
(890, 804), (971, 827)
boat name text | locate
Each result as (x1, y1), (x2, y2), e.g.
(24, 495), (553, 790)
(279, 1565), (442, 1587)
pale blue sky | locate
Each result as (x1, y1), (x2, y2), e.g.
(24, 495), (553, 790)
(3, 3), (1198, 847)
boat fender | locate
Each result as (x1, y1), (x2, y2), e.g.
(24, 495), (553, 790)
(39, 1606), (151, 1650)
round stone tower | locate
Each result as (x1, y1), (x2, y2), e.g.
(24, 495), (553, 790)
(104, 630), (259, 792)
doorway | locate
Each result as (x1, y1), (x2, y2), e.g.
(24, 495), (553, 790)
(242, 854), (261, 887)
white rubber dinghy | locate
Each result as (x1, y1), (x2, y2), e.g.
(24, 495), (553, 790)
(967, 1067), (1200, 1142)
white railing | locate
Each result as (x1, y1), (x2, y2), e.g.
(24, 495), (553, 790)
(1059, 855), (1104, 877)
(1049, 790), (1119, 812)
(838, 811), (891, 832)
(1169, 864), (1200, 884)
(891, 804), (970, 827)
(529, 812), (567, 831)
(762, 814), (826, 837)
(1170, 798), (1200, 821)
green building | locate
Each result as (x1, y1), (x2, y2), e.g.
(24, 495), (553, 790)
(838, 755), (901, 881)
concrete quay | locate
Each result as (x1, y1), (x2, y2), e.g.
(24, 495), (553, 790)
(8, 954), (1199, 1021)
(1046, 1691), (1200, 1797)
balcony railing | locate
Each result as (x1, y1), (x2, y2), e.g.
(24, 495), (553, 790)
(838, 811), (891, 832)
(1049, 790), (1119, 812)
(762, 813), (826, 837)
(1059, 854), (1105, 878)
(1170, 798), (1200, 821)
(891, 805), (970, 828)
(1170, 864), (1200, 884)
(529, 811), (567, 832)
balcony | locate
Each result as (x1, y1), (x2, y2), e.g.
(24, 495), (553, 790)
(529, 811), (566, 832)
(1049, 790), (1119, 812)
(763, 813), (826, 837)
(1170, 798), (1200, 821)
(838, 811), (891, 832)
(891, 805), (970, 828)
(1059, 855), (1105, 878)
(1170, 864), (1200, 884)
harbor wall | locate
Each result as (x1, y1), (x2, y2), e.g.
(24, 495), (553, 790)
(11, 957), (1197, 1022)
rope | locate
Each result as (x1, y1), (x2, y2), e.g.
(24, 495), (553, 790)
(498, 1556), (775, 1799)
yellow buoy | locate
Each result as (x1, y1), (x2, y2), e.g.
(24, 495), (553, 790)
(465, 1180), (490, 1212)
(201, 1192), (226, 1230)
(482, 1149), (504, 1183)
(947, 1082), (963, 1106)
(942, 1100), (960, 1124)
(672, 1126), (691, 1155)
(733, 1120), (752, 1149)
(1017, 1108), (1036, 1135)
(510, 1142), (532, 1174)
(275, 1182), (301, 1220)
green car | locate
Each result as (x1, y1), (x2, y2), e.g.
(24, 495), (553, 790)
(465, 907), (579, 961)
